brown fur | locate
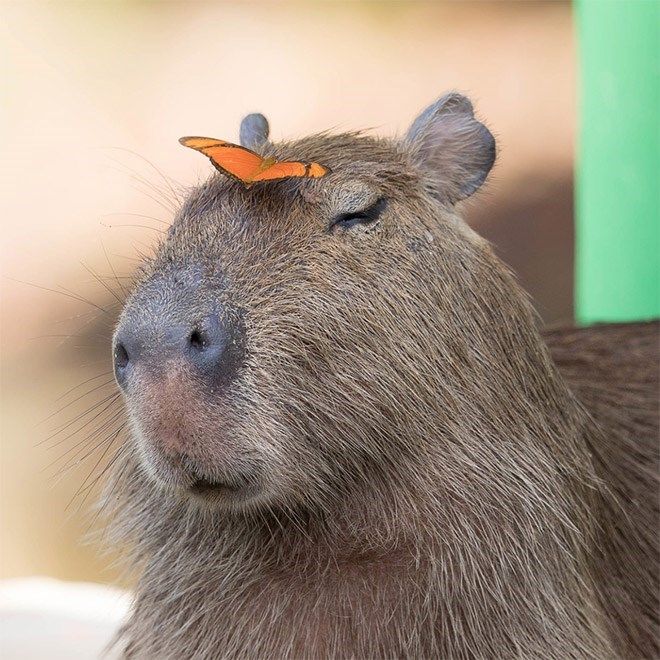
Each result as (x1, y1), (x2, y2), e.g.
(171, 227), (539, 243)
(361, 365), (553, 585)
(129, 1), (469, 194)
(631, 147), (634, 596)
(546, 322), (659, 658)
(104, 96), (659, 659)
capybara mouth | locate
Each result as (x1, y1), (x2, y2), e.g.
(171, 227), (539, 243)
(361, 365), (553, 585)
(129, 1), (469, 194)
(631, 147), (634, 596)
(189, 476), (240, 495)
(183, 465), (261, 503)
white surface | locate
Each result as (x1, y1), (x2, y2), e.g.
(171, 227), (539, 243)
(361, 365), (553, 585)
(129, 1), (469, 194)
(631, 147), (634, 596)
(0, 577), (130, 659)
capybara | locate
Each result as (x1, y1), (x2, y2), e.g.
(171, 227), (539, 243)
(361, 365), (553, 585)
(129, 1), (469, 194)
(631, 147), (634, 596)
(107, 93), (659, 658)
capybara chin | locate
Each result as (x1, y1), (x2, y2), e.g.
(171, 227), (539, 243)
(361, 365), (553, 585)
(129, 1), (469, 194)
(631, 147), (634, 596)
(107, 93), (658, 658)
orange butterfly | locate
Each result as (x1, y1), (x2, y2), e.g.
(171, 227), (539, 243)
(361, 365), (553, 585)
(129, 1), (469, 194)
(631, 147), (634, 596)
(179, 136), (330, 187)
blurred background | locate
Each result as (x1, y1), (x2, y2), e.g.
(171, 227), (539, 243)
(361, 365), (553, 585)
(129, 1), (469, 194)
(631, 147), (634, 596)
(0, 0), (606, 592)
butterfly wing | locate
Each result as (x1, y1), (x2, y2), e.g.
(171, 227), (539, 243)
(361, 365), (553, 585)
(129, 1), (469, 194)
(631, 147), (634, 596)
(179, 137), (265, 184)
(179, 136), (331, 185)
(251, 161), (330, 182)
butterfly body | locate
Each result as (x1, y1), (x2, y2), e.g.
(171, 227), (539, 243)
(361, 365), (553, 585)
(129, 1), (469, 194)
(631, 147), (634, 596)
(179, 136), (330, 187)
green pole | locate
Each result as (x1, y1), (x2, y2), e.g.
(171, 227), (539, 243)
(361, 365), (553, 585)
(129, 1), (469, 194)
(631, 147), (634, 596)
(575, 0), (659, 324)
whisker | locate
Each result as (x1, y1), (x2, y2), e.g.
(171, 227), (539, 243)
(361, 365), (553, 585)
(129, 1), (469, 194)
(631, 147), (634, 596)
(85, 444), (130, 534)
(42, 391), (121, 444)
(50, 307), (109, 328)
(49, 412), (125, 480)
(101, 212), (169, 227)
(67, 423), (127, 512)
(101, 240), (128, 300)
(45, 404), (123, 465)
(103, 159), (179, 213)
(8, 278), (108, 313)
(100, 221), (166, 234)
(38, 378), (116, 427)
(80, 261), (123, 305)
(55, 371), (113, 402)
(104, 147), (183, 208)
(129, 183), (177, 215)
(84, 441), (128, 500)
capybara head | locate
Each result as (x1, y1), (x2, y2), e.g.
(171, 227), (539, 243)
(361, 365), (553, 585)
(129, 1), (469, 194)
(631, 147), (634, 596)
(113, 92), (507, 513)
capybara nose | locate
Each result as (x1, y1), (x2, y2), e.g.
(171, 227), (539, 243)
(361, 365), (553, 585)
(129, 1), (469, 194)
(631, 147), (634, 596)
(113, 311), (243, 390)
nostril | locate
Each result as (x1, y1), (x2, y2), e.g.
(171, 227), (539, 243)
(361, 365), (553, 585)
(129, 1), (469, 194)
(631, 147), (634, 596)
(188, 328), (208, 351)
(114, 342), (130, 369)
(113, 341), (131, 388)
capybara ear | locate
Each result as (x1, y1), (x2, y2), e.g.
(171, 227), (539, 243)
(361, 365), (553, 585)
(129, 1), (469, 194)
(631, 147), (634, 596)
(404, 92), (496, 204)
(239, 113), (270, 150)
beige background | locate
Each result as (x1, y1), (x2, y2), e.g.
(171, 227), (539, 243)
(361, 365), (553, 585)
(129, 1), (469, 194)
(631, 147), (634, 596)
(1, 1), (574, 584)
